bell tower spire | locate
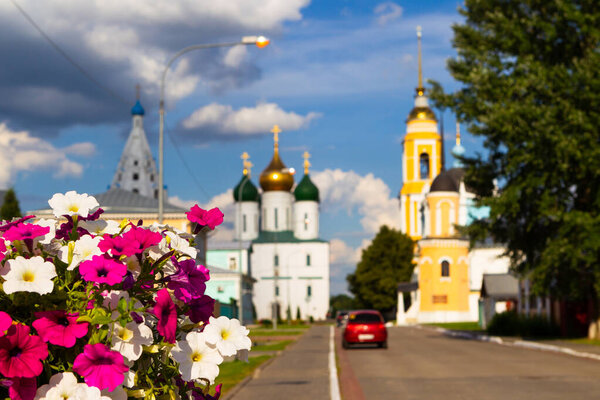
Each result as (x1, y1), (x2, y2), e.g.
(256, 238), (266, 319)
(417, 25), (424, 95)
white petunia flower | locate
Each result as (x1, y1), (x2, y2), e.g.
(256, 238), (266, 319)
(0, 256), (57, 295)
(100, 386), (127, 400)
(123, 255), (141, 279)
(79, 219), (121, 236)
(58, 235), (102, 270)
(122, 371), (136, 388)
(171, 331), (223, 383)
(203, 316), (252, 357)
(110, 321), (153, 362)
(165, 231), (197, 259)
(34, 372), (104, 400)
(48, 191), (99, 219)
(35, 218), (57, 245)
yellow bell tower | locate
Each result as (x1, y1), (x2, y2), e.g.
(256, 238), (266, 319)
(399, 26), (442, 240)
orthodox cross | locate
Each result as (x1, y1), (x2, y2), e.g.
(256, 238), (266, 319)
(241, 152), (253, 176)
(303, 151), (311, 174)
(271, 125), (281, 152)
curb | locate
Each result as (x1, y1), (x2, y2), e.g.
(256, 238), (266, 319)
(420, 325), (600, 362)
(222, 354), (279, 400)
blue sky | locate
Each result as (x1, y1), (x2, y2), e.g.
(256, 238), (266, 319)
(0, 0), (478, 294)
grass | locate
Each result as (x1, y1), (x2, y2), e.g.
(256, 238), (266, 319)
(564, 338), (600, 346)
(251, 340), (294, 352)
(249, 329), (306, 336)
(427, 322), (483, 331)
(253, 323), (311, 330)
(216, 355), (272, 395)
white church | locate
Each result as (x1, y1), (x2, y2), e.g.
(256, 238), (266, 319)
(208, 126), (330, 322)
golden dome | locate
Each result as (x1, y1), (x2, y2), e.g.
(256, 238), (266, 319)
(259, 125), (295, 192)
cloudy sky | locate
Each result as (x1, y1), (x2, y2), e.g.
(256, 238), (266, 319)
(1, 0), (478, 295)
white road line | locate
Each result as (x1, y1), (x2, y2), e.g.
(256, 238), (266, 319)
(329, 326), (342, 400)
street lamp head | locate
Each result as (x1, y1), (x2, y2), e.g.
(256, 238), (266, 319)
(242, 35), (270, 48)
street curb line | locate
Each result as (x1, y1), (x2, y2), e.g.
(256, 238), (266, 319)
(329, 326), (342, 400)
(221, 354), (278, 400)
(419, 325), (600, 362)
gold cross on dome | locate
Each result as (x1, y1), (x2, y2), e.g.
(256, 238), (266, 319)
(271, 125), (281, 147)
(303, 151), (311, 174)
(241, 152), (253, 176)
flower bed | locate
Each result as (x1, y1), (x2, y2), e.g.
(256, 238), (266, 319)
(0, 191), (250, 399)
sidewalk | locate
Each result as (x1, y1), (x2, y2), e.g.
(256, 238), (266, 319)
(226, 325), (331, 400)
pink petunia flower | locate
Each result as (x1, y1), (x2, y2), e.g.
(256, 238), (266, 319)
(79, 255), (127, 286)
(152, 289), (177, 344)
(186, 206), (224, 230)
(0, 324), (48, 378)
(185, 295), (215, 324)
(2, 223), (50, 242)
(32, 310), (89, 348)
(98, 235), (138, 257)
(73, 343), (129, 391)
(122, 226), (162, 253)
(0, 312), (12, 336)
(0, 377), (37, 400)
(191, 383), (222, 400)
(166, 258), (210, 302)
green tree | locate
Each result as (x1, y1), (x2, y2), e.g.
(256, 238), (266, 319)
(429, 0), (600, 300)
(0, 188), (22, 221)
(347, 226), (415, 313)
(329, 294), (356, 313)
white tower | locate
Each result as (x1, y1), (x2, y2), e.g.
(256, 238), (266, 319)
(111, 91), (158, 198)
(234, 152), (260, 241)
(259, 125), (295, 232)
(294, 151), (320, 240)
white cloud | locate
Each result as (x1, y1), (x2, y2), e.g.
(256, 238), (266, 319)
(330, 238), (362, 265)
(223, 46), (248, 68)
(0, 123), (92, 188)
(313, 169), (401, 234)
(374, 2), (403, 25)
(182, 102), (321, 136)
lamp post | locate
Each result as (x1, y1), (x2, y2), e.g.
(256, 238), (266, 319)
(158, 36), (270, 223)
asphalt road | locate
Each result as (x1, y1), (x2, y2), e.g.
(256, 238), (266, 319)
(343, 326), (600, 400)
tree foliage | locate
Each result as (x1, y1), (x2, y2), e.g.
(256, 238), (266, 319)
(347, 226), (415, 312)
(429, 0), (600, 299)
(0, 188), (22, 221)
(329, 294), (357, 313)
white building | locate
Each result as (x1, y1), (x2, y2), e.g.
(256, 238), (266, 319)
(215, 126), (330, 321)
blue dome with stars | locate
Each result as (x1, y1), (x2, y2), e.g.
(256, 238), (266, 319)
(131, 100), (145, 116)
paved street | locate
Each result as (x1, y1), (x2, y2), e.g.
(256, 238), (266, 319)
(343, 326), (600, 399)
(228, 325), (330, 400)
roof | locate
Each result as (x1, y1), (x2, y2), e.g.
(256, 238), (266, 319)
(397, 282), (419, 292)
(480, 273), (519, 300)
(207, 240), (252, 250)
(294, 174), (319, 202)
(93, 188), (186, 213)
(131, 100), (145, 116)
(429, 168), (476, 194)
(252, 230), (327, 244)
(233, 175), (259, 202)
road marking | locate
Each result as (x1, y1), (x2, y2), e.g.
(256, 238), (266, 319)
(329, 326), (342, 400)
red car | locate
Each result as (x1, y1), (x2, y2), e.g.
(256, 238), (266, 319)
(342, 310), (387, 349)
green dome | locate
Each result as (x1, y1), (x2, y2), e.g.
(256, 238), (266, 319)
(294, 174), (319, 202)
(233, 175), (259, 202)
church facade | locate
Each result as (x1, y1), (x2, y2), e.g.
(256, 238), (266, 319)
(229, 127), (330, 321)
(398, 29), (509, 323)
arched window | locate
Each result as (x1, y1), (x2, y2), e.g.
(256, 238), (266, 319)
(133, 173), (139, 181)
(441, 260), (450, 277)
(307, 285), (312, 297)
(420, 153), (430, 179)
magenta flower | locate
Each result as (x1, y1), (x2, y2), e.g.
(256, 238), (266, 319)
(122, 226), (162, 253)
(152, 289), (177, 344)
(32, 310), (89, 348)
(0, 324), (48, 378)
(0, 312), (12, 336)
(185, 295), (215, 324)
(191, 384), (222, 400)
(0, 216), (34, 232)
(166, 258), (210, 302)
(98, 235), (137, 257)
(73, 343), (129, 391)
(2, 223), (49, 242)
(79, 255), (127, 285)
(0, 377), (37, 400)
(186, 205), (224, 230)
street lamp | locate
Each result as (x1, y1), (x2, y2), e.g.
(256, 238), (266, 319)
(158, 36), (270, 223)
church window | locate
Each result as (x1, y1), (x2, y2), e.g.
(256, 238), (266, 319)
(243, 214), (247, 233)
(132, 188), (139, 194)
(133, 173), (139, 181)
(275, 286), (279, 297)
(420, 153), (430, 179)
(229, 257), (237, 271)
(307, 285), (312, 297)
(306, 254), (311, 266)
(274, 254), (279, 267)
(150, 174), (154, 182)
(441, 260), (450, 277)
(154, 189), (158, 199)
(134, 160), (138, 166)
(118, 173), (122, 181)
(304, 213), (309, 231)
(274, 208), (278, 229)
